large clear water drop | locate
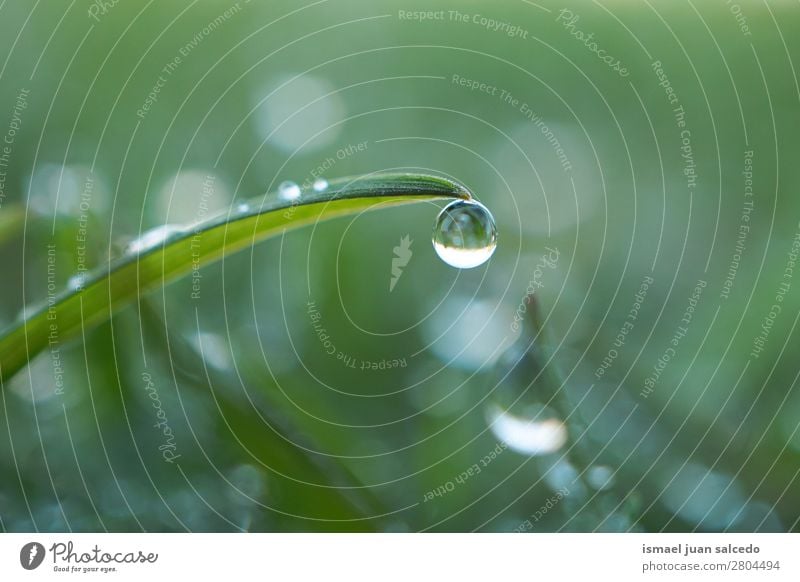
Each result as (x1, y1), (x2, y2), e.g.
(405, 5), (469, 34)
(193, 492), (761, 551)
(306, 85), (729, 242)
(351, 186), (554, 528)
(432, 199), (497, 268)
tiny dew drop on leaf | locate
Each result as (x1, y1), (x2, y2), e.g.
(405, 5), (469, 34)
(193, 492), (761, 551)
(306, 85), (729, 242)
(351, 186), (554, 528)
(312, 177), (329, 192)
(125, 224), (186, 255)
(432, 199), (497, 268)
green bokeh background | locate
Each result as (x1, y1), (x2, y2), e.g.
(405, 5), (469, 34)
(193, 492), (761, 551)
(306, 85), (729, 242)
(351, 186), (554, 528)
(0, 0), (798, 532)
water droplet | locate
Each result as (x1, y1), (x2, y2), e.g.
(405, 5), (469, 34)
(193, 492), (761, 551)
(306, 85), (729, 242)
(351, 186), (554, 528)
(541, 457), (585, 498)
(278, 180), (301, 201)
(486, 403), (567, 456)
(236, 202), (250, 213)
(312, 178), (328, 192)
(67, 274), (86, 291)
(15, 300), (47, 322)
(228, 464), (267, 501)
(432, 199), (497, 268)
(186, 332), (232, 371)
(9, 353), (60, 403)
(126, 224), (184, 254)
(482, 298), (571, 456)
(423, 297), (518, 371)
(586, 465), (615, 491)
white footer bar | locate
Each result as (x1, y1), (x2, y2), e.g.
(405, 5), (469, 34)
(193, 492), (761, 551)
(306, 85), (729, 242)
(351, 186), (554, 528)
(1, 533), (797, 581)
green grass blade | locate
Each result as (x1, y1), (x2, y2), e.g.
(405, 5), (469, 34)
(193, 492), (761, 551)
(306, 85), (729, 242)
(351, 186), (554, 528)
(0, 173), (470, 382)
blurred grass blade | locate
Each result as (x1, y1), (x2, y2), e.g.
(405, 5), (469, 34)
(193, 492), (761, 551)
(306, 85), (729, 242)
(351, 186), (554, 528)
(135, 300), (390, 530)
(0, 204), (23, 247)
(0, 174), (470, 382)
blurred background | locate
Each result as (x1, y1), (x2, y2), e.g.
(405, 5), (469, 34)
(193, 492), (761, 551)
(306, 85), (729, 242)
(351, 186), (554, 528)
(0, 0), (798, 532)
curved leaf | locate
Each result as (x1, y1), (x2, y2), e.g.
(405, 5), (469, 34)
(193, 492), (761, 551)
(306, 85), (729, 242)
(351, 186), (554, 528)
(0, 174), (470, 382)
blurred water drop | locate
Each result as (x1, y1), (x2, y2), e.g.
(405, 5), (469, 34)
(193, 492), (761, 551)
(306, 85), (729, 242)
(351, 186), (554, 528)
(486, 403), (567, 456)
(423, 297), (517, 371)
(28, 164), (104, 217)
(278, 180), (301, 201)
(586, 465), (615, 491)
(126, 224), (184, 254)
(9, 353), (59, 404)
(253, 74), (345, 154)
(433, 200), (497, 269)
(312, 177), (328, 192)
(481, 286), (574, 457)
(236, 202), (251, 213)
(157, 170), (230, 224)
(187, 332), (232, 371)
(15, 300), (47, 322)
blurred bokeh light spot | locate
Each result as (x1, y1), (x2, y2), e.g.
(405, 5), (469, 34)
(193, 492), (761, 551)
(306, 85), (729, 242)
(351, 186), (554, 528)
(487, 404), (568, 456)
(156, 170), (230, 225)
(253, 74), (345, 154)
(424, 297), (519, 371)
